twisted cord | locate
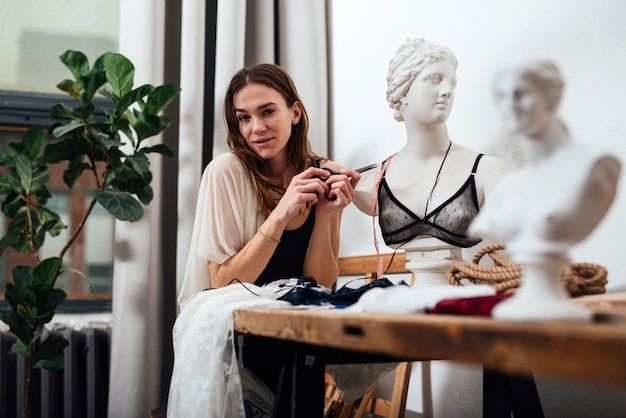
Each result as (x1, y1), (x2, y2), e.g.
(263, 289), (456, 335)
(447, 243), (608, 296)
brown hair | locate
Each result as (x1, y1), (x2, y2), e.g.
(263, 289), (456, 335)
(224, 63), (320, 216)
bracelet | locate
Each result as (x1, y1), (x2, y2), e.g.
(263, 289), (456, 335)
(258, 228), (281, 243)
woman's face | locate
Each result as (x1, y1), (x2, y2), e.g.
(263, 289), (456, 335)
(402, 59), (457, 125)
(493, 71), (553, 137)
(234, 83), (301, 161)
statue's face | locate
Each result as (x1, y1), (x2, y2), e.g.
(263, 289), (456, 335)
(402, 59), (457, 125)
(494, 71), (552, 137)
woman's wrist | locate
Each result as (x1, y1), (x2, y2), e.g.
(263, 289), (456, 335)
(258, 227), (281, 243)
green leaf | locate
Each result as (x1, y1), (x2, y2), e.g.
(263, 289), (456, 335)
(44, 288), (67, 312)
(115, 84), (154, 116)
(44, 137), (88, 164)
(52, 121), (85, 138)
(127, 152), (150, 176)
(145, 83), (181, 114)
(22, 127), (47, 159)
(37, 333), (68, 358)
(94, 132), (123, 150)
(32, 257), (62, 286)
(0, 310), (33, 344)
(50, 103), (79, 121)
(59, 50), (89, 79)
(0, 174), (16, 194)
(82, 69), (108, 104)
(62, 157), (91, 189)
(56, 79), (83, 101)
(12, 340), (34, 357)
(5, 207), (47, 253)
(3, 282), (21, 310)
(140, 143), (174, 157)
(102, 53), (134, 100)
(133, 113), (166, 140)
(34, 353), (65, 371)
(0, 153), (13, 165)
(15, 154), (50, 194)
(96, 189), (143, 221)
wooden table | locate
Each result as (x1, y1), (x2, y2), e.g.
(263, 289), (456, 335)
(233, 293), (626, 417)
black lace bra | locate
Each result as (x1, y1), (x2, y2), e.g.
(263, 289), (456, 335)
(378, 154), (484, 248)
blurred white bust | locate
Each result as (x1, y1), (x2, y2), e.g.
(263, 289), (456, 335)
(471, 59), (621, 320)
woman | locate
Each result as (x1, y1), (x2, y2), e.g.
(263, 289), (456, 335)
(470, 59), (621, 320)
(179, 63), (360, 303)
(169, 63), (360, 417)
(354, 38), (508, 252)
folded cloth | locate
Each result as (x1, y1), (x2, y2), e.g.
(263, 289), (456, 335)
(346, 284), (496, 314)
(276, 276), (403, 307)
(426, 293), (513, 317)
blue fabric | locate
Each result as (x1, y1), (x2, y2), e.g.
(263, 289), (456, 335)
(276, 276), (405, 308)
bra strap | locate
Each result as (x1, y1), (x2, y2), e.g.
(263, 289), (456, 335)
(371, 156), (393, 278)
(471, 153), (484, 174)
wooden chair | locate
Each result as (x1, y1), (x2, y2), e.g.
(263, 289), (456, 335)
(324, 253), (412, 418)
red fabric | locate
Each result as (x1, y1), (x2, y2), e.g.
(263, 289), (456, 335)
(426, 293), (513, 317)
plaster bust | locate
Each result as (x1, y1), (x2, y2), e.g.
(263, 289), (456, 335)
(353, 38), (509, 251)
(470, 59), (621, 320)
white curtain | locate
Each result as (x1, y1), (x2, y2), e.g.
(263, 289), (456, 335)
(108, 0), (166, 417)
(178, 0), (330, 300)
(106, 0), (330, 415)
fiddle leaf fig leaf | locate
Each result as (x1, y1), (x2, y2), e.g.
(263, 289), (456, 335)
(50, 103), (78, 121)
(22, 127), (46, 160)
(145, 84), (181, 114)
(140, 143), (174, 157)
(82, 69), (107, 103)
(14, 154), (49, 195)
(96, 189), (143, 221)
(34, 333), (69, 371)
(51, 121), (85, 138)
(127, 152), (150, 176)
(59, 50), (90, 79)
(44, 288), (67, 313)
(115, 84), (154, 117)
(0, 310), (33, 344)
(56, 80), (83, 101)
(33, 257), (63, 286)
(133, 113), (168, 140)
(12, 340), (34, 358)
(102, 53), (134, 100)
(34, 354), (65, 371)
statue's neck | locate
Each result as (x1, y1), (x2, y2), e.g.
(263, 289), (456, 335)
(403, 124), (450, 157)
(520, 121), (570, 164)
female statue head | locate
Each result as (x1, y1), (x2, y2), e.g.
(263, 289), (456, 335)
(386, 38), (459, 122)
(492, 60), (565, 137)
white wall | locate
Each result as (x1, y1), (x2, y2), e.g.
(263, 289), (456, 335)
(330, 1), (626, 416)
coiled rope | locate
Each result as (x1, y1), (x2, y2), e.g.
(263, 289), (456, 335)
(447, 243), (608, 297)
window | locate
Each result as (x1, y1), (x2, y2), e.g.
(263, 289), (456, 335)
(0, 0), (119, 311)
(0, 127), (114, 311)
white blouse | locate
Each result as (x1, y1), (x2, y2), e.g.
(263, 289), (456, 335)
(177, 152), (264, 309)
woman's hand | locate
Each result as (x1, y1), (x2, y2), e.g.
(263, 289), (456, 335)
(315, 167), (361, 219)
(272, 167), (333, 222)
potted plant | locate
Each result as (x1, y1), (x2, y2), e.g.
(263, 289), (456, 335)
(0, 50), (180, 418)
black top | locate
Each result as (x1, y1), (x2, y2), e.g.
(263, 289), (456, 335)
(255, 206), (316, 286)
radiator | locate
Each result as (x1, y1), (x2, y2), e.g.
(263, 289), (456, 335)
(0, 328), (111, 418)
